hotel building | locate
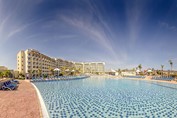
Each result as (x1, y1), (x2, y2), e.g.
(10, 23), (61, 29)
(17, 49), (74, 77)
(17, 49), (105, 77)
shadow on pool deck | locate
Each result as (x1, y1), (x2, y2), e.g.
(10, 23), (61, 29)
(0, 80), (41, 118)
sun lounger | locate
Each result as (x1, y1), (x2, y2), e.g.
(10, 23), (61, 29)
(1, 81), (18, 90)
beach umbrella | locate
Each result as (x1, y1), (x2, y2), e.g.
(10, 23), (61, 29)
(54, 68), (60, 71)
(147, 70), (152, 72)
(136, 70), (140, 73)
(71, 70), (75, 72)
(54, 68), (60, 78)
(111, 69), (116, 72)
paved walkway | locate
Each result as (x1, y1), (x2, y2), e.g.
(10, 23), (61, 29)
(0, 80), (41, 118)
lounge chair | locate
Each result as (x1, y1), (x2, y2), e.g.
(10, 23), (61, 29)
(11, 79), (20, 84)
(2, 81), (18, 90)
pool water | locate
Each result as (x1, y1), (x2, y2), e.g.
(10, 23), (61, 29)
(34, 77), (177, 118)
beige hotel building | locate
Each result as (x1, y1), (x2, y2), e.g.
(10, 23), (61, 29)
(17, 49), (105, 77)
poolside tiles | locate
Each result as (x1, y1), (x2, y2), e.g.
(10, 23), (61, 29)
(34, 78), (177, 118)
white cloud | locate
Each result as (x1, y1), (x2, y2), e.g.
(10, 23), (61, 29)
(125, 0), (148, 45)
(160, 22), (177, 31)
(58, 0), (129, 64)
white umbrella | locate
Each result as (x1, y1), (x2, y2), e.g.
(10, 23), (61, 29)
(54, 68), (60, 71)
(71, 70), (75, 72)
(136, 70), (140, 73)
(111, 69), (116, 72)
(147, 70), (152, 72)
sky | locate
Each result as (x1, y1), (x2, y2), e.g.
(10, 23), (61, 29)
(0, 0), (177, 70)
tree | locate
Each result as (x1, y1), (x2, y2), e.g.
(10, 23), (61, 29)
(32, 70), (35, 78)
(169, 60), (173, 71)
(2, 70), (11, 78)
(19, 73), (25, 79)
(38, 68), (42, 78)
(169, 60), (173, 76)
(138, 64), (142, 71)
(0, 71), (3, 78)
(118, 69), (122, 75)
(49, 68), (54, 77)
(161, 65), (164, 76)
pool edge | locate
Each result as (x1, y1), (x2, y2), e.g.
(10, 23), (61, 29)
(31, 83), (50, 118)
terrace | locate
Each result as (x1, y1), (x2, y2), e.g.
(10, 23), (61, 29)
(0, 80), (41, 118)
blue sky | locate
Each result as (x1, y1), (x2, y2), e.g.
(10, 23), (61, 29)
(0, 0), (177, 70)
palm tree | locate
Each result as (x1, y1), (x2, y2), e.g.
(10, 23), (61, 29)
(169, 60), (173, 76)
(32, 70), (35, 78)
(118, 69), (122, 75)
(161, 65), (164, 76)
(38, 68), (42, 78)
(49, 68), (54, 77)
(138, 64), (142, 71)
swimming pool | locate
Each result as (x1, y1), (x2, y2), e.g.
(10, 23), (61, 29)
(33, 77), (177, 118)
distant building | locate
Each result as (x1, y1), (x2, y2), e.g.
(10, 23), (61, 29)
(74, 62), (105, 74)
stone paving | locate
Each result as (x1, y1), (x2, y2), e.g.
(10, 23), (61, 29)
(0, 80), (41, 118)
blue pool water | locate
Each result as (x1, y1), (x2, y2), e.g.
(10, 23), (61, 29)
(33, 77), (177, 118)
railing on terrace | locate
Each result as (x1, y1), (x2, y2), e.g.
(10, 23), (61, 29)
(30, 76), (90, 82)
(123, 75), (145, 79)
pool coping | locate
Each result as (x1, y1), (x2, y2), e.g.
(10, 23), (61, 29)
(31, 83), (50, 118)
